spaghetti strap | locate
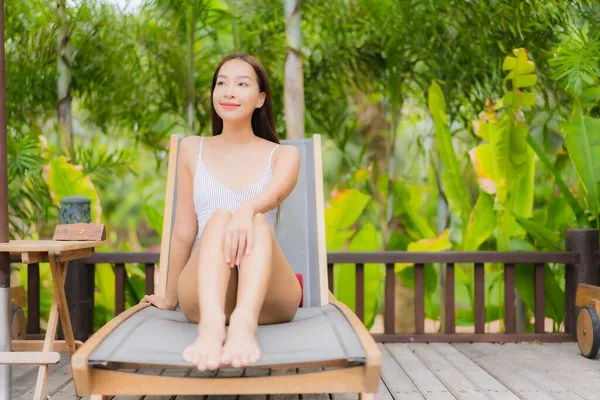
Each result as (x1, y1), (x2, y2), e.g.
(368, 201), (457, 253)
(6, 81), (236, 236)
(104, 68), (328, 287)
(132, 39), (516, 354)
(267, 144), (279, 166)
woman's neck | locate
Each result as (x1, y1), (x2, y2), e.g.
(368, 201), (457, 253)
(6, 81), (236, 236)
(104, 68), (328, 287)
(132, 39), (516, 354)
(220, 119), (255, 145)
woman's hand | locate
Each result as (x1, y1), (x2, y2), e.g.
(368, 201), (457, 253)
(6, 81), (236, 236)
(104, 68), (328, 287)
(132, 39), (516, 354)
(140, 294), (177, 310)
(225, 204), (254, 267)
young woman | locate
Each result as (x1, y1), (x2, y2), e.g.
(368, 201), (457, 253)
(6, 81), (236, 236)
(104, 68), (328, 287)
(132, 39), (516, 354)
(140, 53), (303, 372)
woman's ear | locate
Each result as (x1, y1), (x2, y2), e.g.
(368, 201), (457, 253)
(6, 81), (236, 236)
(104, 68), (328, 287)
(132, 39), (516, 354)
(256, 92), (266, 109)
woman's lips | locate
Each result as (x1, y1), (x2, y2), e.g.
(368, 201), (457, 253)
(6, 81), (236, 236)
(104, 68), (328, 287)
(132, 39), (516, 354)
(221, 103), (240, 110)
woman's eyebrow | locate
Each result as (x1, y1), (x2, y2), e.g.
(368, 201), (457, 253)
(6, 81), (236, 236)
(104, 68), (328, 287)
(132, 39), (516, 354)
(218, 74), (250, 79)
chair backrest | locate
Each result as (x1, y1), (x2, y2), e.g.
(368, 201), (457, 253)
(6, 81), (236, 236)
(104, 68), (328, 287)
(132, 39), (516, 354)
(157, 134), (328, 307)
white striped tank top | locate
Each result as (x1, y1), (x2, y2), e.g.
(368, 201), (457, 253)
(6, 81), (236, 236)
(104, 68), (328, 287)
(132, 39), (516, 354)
(193, 136), (280, 241)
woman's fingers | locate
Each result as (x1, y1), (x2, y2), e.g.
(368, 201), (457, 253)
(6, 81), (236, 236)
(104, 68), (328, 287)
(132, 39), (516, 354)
(246, 226), (253, 256)
(236, 232), (246, 266)
(224, 230), (232, 264)
(230, 231), (239, 268)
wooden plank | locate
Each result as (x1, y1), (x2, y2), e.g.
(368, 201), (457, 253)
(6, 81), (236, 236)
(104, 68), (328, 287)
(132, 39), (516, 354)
(407, 343), (487, 400)
(270, 368), (299, 400)
(328, 263), (334, 293)
(27, 263), (40, 334)
(576, 283), (600, 309)
(492, 343), (600, 400)
(474, 263), (485, 334)
(176, 368), (218, 400)
(19, 353), (74, 399)
(326, 252), (579, 265)
(385, 344), (454, 399)
(11, 364), (41, 398)
(384, 263), (395, 334)
(113, 368), (165, 400)
(431, 344), (519, 400)
(115, 263), (126, 315)
(504, 264), (515, 334)
(544, 342), (600, 373)
(444, 263), (455, 334)
(373, 332), (571, 343)
(415, 264), (424, 334)
(21, 252), (47, 264)
(49, 259), (77, 356)
(47, 378), (78, 400)
(55, 247), (92, 262)
(33, 266), (64, 400)
(356, 263), (364, 322)
(240, 368), (270, 400)
(475, 343), (587, 399)
(378, 345), (423, 400)
(375, 378), (394, 400)
(0, 239), (104, 252)
(205, 367), (245, 400)
(11, 339), (84, 352)
(145, 368), (193, 400)
(0, 351), (60, 365)
(145, 263), (155, 295)
(534, 264), (545, 333)
(298, 368), (329, 400)
(53, 223), (106, 241)
(454, 343), (578, 400)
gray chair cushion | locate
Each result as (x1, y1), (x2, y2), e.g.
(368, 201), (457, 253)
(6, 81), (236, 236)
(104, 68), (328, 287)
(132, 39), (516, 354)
(89, 305), (366, 368)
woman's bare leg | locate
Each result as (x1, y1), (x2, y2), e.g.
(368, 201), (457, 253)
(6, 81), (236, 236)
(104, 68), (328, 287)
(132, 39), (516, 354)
(180, 209), (235, 371)
(220, 213), (302, 368)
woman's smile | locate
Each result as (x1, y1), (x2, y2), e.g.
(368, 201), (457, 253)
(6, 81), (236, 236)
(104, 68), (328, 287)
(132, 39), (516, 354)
(220, 102), (241, 111)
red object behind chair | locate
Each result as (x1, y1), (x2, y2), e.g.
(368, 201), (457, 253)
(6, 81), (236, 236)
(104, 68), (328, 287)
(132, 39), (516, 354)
(295, 273), (304, 307)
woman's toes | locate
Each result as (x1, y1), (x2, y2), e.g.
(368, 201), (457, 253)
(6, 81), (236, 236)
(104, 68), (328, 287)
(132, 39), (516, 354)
(207, 356), (219, 370)
(220, 350), (232, 365)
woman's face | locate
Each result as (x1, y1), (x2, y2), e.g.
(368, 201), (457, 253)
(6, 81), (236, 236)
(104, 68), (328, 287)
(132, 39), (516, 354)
(212, 59), (266, 123)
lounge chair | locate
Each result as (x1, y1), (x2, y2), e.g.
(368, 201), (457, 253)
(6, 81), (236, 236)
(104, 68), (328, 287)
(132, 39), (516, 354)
(71, 134), (382, 399)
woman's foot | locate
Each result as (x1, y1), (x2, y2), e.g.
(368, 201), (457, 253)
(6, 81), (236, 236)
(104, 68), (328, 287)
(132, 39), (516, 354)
(182, 315), (226, 371)
(220, 313), (261, 368)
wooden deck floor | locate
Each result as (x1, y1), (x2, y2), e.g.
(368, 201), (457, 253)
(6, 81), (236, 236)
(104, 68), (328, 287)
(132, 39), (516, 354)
(10, 342), (600, 399)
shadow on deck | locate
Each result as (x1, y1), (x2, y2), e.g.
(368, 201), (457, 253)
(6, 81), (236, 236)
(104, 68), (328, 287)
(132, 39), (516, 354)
(10, 342), (600, 400)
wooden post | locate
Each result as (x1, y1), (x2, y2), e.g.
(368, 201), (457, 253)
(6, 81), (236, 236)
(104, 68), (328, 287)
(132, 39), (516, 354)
(60, 196), (94, 340)
(565, 228), (599, 336)
(0, 0), (12, 396)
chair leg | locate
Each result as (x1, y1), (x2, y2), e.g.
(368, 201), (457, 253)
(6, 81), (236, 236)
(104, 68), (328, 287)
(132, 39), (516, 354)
(359, 393), (374, 400)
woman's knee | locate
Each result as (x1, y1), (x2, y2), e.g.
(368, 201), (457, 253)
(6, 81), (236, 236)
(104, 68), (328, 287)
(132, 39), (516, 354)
(203, 209), (232, 231)
(253, 213), (272, 236)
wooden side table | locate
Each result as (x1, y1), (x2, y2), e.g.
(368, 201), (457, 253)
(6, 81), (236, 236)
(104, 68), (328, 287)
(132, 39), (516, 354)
(0, 240), (103, 400)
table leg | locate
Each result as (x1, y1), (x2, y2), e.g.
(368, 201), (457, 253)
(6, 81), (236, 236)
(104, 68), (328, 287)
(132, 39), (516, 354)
(32, 291), (60, 400)
(33, 257), (67, 400)
(49, 257), (76, 356)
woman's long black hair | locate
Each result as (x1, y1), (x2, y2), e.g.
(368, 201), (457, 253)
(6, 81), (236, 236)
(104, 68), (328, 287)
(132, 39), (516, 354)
(210, 53), (279, 145)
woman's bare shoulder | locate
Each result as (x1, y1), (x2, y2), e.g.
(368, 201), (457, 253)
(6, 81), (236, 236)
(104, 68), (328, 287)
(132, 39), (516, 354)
(178, 135), (202, 168)
(273, 144), (300, 165)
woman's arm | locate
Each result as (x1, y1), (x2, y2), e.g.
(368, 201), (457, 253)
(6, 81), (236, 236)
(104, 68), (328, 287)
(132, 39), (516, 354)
(224, 146), (300, 266)
(163, 136), (199, 307)
(244, 145), (301, 215)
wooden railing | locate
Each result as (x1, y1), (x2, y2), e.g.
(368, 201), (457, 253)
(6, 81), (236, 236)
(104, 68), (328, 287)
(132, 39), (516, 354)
(13, 229), (599, 343)
(328, 251), (580, 343)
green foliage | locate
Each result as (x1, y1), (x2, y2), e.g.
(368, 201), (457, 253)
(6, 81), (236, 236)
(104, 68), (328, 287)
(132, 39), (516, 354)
(428, 81), (472, 223)
(325, 189), (382, 329)
(5, 0), (600, 333)
(44, 156), (103, 223)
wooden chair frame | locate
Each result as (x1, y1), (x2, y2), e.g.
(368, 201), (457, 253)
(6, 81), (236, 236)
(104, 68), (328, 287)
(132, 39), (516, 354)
(71, 134), (381, 399)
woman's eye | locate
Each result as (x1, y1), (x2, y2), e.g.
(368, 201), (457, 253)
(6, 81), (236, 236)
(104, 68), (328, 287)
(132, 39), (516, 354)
(239, 82), (248, 87)
(217, 81), (225, 86)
